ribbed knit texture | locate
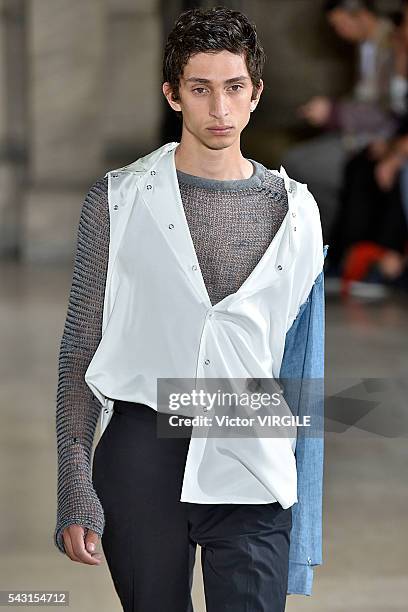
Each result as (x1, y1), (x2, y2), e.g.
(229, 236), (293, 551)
(53, 158), (288, 554)
(177, 159), (288, 304)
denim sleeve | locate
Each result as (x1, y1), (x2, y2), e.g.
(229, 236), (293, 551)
(280, 244), (329, 596)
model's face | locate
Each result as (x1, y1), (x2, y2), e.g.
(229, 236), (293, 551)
(163, 50), (263, 150)
(327, 9), (364, 42)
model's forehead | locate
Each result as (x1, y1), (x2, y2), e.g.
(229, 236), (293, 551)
(182, 50), (249, 80)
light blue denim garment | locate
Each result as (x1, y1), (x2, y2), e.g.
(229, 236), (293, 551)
(280, 243), (329, 596)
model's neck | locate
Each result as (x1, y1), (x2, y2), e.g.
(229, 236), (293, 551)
(174, 140), (253, 181)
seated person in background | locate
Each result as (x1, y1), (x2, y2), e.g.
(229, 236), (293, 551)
(326, 144), (408, 289)
(282, 0), (399, 241)
(326, 0), (408, 291)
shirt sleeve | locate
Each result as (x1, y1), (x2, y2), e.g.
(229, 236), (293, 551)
(54, 177), (109, 554)
(280, 244), (329, 596)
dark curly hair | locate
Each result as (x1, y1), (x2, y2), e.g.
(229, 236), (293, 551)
(162, 6), (266, 117)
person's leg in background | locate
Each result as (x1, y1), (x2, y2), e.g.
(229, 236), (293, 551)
(389, 163), (408, 286)
(327, 146), (408, 287)
(281, 132), (349, 241)
(399, 162), (408, 224)
(326, 146), (382, 272)
(92, 401), (196, 612)
(188, 501), (292, 612)
(372, 172), (408, 282)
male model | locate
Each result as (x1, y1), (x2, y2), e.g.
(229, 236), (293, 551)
(54, 7), (328, 612)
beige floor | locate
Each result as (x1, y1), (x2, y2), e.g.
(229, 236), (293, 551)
(1, 260), (407, 611)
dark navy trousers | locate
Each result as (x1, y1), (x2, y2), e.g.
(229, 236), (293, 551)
(92, 400), (292, 612)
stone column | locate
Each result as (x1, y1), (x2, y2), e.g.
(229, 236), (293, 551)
(104, 0), (161, 167)
(0, 0), (27, 257)
(23, 0), (105, 262)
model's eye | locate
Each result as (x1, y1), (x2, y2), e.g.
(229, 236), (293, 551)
(229, 84), (244, 91)
(193, 88), (207, 95)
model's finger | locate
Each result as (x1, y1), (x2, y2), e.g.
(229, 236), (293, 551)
(63, 528), (82, 563)
(70, 526), (102, 565)
(84, 529), (101, 556)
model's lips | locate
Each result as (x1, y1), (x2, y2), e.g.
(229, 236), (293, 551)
(207, 126), (233, 134)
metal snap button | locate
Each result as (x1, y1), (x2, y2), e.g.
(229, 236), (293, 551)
(292, 212), (296, 217)
(111, 173), (119, 178)
(204, 359), (210, 365)
(146, 184), (152, 190)
(277, 264), (283, 270)
(192, 264), (198, 271)
(113, 205), (119, 210)
(294, 226), (297, 231)
(150, 170), (156, 175)
(168, 223), (174, 229)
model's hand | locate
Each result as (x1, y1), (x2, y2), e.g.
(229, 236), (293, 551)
(62, 525), (103, 565)
(297, 96), (331, 127)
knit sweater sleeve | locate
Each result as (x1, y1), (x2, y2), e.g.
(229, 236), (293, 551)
(54, 176), (109, 554)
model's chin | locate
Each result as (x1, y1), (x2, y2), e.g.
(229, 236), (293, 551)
(202, 129), (235, 148)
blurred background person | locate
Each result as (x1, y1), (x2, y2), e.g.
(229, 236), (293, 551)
(282, 0), (400, 242)
(326, 0), (408, 297)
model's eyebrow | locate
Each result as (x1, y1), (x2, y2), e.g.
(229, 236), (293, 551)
(184, 75), (250, 84)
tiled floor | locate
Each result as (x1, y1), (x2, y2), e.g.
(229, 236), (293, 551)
(1, 261), (407, 611)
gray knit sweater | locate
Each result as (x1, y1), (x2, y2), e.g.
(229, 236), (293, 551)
(54, 157), (288, 553)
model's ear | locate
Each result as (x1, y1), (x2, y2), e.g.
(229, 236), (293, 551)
(250, 79), (264, 112)
(162, 82), (182, 113)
